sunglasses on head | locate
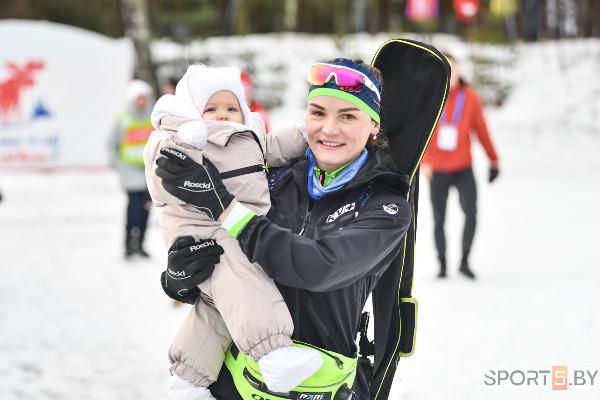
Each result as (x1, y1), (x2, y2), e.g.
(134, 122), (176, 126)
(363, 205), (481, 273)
(307, 63), (381, 101)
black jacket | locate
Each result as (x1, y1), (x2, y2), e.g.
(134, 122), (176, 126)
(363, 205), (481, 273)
(211, 149), (412, 400)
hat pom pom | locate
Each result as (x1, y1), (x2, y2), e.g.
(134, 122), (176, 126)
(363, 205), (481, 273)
(178, 121), (208, 150)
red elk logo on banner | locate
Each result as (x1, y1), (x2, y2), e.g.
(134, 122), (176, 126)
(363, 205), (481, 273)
(0, 61), (45, 123)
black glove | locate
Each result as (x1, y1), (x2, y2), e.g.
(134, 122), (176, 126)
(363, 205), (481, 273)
(161, 236), (224, 305)
(156, 147), (236, 220)
(161, 271), (199, 305)
(489, 165), (499, 183)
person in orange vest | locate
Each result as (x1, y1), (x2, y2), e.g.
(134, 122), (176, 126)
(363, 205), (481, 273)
(108, 79), (155, 258)
(240, 70), (271, 133)
(421, 54), (499, 279)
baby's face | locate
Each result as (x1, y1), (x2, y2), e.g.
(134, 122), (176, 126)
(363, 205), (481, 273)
(202, 90), (243, 124)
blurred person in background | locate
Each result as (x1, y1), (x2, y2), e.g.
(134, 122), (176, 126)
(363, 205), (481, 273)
(162, 77), (178, 95)
(241, 70), (271, 132)
(108, 79), (155, 259)
(420, 54), (499, 279)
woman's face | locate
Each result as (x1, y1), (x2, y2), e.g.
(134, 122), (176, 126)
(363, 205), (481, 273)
(305, 95), (379, 174)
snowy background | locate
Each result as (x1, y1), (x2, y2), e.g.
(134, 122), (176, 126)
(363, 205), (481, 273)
(1, 33), (599, 399)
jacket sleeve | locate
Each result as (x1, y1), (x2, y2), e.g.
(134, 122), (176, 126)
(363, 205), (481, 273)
(469, 89), (499, 163)
(264, 120), (308, 168)
(236, 190), (412, 292)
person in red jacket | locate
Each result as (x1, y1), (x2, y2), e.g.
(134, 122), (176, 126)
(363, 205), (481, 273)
(240, 70), (271, 133)
(421, 54), (499, 279)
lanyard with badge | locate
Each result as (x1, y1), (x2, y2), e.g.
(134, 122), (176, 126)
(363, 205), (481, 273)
(437, 88), (465, 151)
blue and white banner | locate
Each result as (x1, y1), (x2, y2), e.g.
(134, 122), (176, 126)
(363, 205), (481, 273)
(0, 20), (134, 169)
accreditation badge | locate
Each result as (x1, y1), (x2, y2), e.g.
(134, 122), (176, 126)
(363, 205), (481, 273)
(437, 124), (459, 151)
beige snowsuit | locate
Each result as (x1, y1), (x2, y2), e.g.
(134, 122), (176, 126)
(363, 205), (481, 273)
(144, 113), (307, 386)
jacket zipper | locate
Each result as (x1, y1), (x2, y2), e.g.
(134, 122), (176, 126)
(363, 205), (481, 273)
(294, 179), (342, 369)
(298, 160), (313, 237)
(294, 170), (312, 341)
(298, 342), (344, 369)
(298, 209), (311, 236)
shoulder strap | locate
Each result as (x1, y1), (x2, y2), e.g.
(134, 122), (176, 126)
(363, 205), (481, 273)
(220, 164), (266, 180)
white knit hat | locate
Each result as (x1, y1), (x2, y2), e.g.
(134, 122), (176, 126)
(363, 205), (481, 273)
(151, 65), (254, 150)
(126, 79), (153, 105)
(152, 65), (252, 127)
(186, 64), (253, 128)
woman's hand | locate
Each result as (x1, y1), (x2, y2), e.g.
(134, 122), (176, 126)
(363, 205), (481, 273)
(161, 236), (224, 304)
(155, 147), (236, 220)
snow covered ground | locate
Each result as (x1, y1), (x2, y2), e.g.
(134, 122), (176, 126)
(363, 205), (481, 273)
(1, 33), (599, 399)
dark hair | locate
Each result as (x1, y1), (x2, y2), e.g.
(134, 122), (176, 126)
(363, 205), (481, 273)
(351, 58), (384, 87)
(350, 58), (389, 152)
(443, 53), (467, 87)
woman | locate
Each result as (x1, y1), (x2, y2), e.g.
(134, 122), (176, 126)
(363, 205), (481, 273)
(156, 58), (412, 400)
(420, 54), (499, 279)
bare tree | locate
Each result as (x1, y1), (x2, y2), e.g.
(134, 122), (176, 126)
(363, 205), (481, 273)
(0, 0), (31, 18)
(120, 0), (158, 95)
(223, 0), (242, 36)
(521, 0), (542, 41)
(367, 0), (379, 33)
(378, 0), (391, 32)
(593, 0), (600, 36)
(355, 0), (368, 32)
(284, 0), (299, 31)
(580, 0), (600, 36)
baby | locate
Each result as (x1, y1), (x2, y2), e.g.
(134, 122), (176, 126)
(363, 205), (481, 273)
(144, 65), (322, 400)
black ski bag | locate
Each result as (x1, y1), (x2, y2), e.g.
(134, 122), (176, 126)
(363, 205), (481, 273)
(367, 39), (451, 400)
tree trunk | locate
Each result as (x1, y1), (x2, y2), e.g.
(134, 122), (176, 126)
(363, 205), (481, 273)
(546, 0), (558, 39)
(592, 0), (600, 36)
(355, 0), (368, 32)
(223, 0), (241, 36)
(120, 0), (158, 95)
(580, 0), (600, 36)
(521, 0), (542, 41)
(367, 0), (379, 33)
(284, 0), (298, 31)
(0, 0), (31, 18)
(378, 0), (391, 32)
